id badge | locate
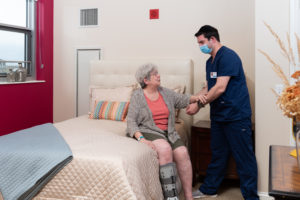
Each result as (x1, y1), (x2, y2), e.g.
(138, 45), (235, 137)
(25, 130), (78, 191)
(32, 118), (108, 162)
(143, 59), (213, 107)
(210, 72), (217, 78)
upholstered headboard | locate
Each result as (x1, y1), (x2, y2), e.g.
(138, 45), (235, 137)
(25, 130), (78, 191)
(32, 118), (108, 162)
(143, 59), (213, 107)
(89, 59), (194, 131)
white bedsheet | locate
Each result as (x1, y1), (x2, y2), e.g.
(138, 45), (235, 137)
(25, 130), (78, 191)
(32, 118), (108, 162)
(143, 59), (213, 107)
(34, 116), (163, 200)
(31, 115), (188, 200)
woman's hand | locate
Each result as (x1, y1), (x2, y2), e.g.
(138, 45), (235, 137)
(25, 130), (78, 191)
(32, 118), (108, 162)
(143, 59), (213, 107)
(140, 138), (156, 151)
(186, 102), (200, 115)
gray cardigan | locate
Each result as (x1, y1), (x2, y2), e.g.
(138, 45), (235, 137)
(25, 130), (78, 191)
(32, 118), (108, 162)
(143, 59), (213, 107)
(126, 87), (190, 144)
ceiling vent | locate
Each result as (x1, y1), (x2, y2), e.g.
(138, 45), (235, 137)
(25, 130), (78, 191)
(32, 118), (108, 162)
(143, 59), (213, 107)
(80, 8), (98, 26)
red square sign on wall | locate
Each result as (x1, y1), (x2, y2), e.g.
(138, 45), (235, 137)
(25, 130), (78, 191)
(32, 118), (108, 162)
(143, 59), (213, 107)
(149, 9), (159, 19)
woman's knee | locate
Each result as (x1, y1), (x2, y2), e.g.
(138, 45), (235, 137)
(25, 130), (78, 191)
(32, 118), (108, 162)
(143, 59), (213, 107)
(153, 139), (173, 162)
(173, 146), (190, 162)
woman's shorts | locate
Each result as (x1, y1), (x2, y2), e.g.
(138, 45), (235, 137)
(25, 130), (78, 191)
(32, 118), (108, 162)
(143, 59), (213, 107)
(142, 131), (185, 150)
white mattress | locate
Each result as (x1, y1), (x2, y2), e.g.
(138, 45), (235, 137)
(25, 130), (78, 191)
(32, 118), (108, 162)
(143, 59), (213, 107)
(31, 116), (189, 200)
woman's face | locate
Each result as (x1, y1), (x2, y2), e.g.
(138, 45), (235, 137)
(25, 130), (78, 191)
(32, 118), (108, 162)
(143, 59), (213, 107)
(145, 69), (161, 88)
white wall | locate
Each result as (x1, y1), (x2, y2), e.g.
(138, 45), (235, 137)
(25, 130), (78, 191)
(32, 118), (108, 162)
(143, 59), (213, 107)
(255, 0), (291, 193)
(53, 0), (255, 123)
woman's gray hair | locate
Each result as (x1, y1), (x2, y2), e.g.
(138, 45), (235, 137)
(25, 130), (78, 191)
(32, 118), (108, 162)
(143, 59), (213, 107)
(135, 63), (158, 88)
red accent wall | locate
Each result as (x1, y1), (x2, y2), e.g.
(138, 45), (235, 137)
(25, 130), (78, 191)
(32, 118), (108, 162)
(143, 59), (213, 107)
(0, 0), (53, 136)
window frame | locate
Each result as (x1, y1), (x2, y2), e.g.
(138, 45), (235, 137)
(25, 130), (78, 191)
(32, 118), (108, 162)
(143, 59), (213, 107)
(0, 0), (36, 78)
(289, 0), (300, 146)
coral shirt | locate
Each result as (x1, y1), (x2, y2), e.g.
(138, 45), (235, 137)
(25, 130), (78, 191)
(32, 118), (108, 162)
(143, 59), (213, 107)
(145, 92), (169, 131)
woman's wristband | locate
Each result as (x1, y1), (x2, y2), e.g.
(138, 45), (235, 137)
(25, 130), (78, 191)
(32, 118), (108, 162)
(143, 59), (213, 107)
(137, 135), (145, 141)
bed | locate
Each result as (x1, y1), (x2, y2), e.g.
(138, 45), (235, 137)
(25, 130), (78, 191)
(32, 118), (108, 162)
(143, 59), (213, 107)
(2, 59), (194, 200)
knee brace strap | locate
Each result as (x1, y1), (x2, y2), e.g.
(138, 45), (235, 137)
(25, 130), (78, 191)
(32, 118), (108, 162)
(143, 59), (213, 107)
(160, 162), (177, 182)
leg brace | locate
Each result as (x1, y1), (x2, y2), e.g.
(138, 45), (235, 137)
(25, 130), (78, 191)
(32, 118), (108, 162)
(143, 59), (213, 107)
(159, 162), (179, 200)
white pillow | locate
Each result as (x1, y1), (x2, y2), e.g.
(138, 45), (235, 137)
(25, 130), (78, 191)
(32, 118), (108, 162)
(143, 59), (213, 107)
(89, 85), (136, 112)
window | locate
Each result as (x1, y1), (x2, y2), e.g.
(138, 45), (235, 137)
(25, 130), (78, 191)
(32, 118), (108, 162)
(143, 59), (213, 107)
(0, 0), (36, 77)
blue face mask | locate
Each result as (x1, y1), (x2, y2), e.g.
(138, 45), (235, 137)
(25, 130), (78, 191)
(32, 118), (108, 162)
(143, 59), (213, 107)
(200, 44), (212, 54)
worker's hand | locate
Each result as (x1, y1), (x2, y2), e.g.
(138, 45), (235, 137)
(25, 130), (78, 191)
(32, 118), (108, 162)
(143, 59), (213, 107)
(198, 94), (207, 104)
(186, 102), (200, 115)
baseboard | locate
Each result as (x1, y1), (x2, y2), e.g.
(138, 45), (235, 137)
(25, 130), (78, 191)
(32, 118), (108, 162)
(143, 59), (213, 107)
(258, 192), (274, 200)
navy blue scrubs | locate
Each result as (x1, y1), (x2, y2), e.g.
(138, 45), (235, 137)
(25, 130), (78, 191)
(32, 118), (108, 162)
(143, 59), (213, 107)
(199, 46), (258, 200)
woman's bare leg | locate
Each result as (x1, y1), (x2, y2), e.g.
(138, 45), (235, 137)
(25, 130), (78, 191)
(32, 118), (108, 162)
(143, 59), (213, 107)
(173, 146), (193, 200)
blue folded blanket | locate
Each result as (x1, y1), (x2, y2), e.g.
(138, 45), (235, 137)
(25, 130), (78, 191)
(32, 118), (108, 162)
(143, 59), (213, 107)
(0, 123), (73, 200)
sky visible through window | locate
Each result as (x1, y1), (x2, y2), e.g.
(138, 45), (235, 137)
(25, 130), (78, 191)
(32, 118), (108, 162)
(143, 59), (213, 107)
(0, 0), (27, 71)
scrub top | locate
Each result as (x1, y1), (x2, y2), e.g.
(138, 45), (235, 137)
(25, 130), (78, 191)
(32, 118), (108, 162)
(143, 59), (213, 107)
(206, 46), (251, 121)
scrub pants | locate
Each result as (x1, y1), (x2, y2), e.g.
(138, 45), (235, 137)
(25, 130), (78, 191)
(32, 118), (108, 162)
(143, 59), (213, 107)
(199, 117), (258, 200)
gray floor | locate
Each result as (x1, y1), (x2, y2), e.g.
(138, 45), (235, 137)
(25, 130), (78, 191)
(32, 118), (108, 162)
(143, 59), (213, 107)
(180, 180), (243, 200)
(179, 181), (274, 200)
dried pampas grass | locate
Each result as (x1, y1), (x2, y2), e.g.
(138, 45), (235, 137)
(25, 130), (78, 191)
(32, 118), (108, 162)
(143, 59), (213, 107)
(287, 32), (296, 66)
(258, 49), (290, 87)
(271, 88), (280, 98)
(296, 33), (300, 65)
(263, 21), (291, 62)
(259, 22), (300, 120)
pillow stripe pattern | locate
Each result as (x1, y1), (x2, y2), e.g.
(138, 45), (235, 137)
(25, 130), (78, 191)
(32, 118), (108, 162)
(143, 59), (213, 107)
(90, 101), (130, 121)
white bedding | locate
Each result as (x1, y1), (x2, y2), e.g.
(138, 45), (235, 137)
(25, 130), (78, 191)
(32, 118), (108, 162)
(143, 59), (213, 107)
(32, 116), (188, 200)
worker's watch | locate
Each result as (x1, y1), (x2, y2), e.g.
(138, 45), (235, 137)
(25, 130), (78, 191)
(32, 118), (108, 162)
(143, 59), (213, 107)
(197, 101), (205, 108)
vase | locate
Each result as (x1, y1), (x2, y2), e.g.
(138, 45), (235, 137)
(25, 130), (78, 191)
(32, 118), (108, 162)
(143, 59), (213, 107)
(293, 119), (300, 137)
(296, 130), (300, 171)
(15, 63), (27, 82)
(6, 68), (16, 82)
(293, 118), (300, 171)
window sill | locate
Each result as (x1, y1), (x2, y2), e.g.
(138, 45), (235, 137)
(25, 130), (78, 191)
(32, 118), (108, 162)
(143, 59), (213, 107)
(0, 80), (45, 85)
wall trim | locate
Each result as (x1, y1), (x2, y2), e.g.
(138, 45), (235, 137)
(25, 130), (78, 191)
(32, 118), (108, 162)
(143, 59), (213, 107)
(289, 0), (300, 145)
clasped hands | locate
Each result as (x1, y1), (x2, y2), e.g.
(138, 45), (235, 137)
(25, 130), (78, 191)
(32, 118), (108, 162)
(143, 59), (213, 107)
(187, 93), (207, 115)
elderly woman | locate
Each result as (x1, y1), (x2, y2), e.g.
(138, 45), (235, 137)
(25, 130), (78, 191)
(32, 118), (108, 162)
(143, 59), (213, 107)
(127, 63), (198, 200)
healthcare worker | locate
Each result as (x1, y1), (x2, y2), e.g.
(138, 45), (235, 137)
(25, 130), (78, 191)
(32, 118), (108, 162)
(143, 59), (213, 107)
(186, 25), (258, 200)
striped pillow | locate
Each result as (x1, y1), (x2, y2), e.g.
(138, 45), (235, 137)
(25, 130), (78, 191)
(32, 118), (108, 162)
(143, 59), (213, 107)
(90, 101), (130, 121)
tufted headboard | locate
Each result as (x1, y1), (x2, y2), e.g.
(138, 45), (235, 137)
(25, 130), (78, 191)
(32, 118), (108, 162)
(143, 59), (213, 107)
(89, 59), (194, 131)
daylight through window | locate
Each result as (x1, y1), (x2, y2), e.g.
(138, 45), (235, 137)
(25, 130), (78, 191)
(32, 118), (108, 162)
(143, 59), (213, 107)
(0, 0), (35, 77)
